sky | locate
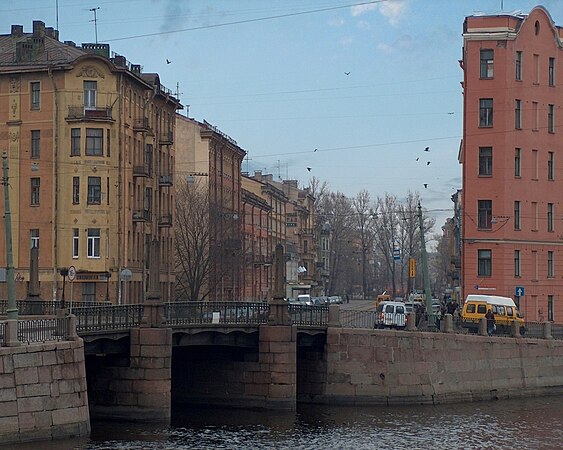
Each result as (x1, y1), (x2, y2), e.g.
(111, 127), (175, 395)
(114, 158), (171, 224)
(3, 0), (563, 232)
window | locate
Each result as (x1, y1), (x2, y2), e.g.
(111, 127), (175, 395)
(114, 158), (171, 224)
(548, 295), (554, 321)
(477, 304), (487, 314)
(466, 304), (476, 313)
(30, 229), (39, 249)
(145, 143), (153, 174)
(548, 251), (554, 278)
(86, 128), (103, 156)
(479, 98), (493, 127)
(72, 228), (79, 258)
(515, 99), (521, 129)
(548, 104), (554, 133)
(87, 228), (101, 258)
(71, 128), (81, 156)
(480, 49), (494, 78)
(303, 240), (308, 254)
(533, 102), (539, 130)
(514, 250), (521, 277)
(548, 152), (554, 180)
(30, 81), (40, 109)
(533, 149), (539, 180)
(84, 81), (97, 109)
(532, 202), (538, 231)
(106, 129), (111, 157)
(30, 178), (40, 205)
(478, 249), (492, 277)
(549, 57), (555, 86)
(106, 177), (110, 205)
(82, 283), (96, 303)
(31, 130), (40, 158)
(548, 203), (554, 232)
(72, 177), (80, 204)
(516, 51), (522, 80)
(87, 177), (101, 204)
(506, 306), (514, 317)
(515, 148), (521, 177)
(479, 147), (492, 176)
(514, 201), (521, 230)
(534, 54), (540, 84)
(478, 200), (492, 229)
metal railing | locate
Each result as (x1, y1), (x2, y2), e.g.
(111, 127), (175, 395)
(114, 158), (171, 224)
(340, 310), (375, 329)
(0, 300), (57, 316)
(288, 304), (328, 326)
(0, 321), (4, 342)
(164, 301), (269, 326)
(73, 304), (143, 333)
(17, 318), (68, 344)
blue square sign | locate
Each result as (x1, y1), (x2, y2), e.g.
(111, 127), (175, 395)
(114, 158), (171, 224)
(515, 286), (525, 297)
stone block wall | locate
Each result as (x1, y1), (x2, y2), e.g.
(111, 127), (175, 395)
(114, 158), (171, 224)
(87, 327), (172, 422)
(0, 339), (90, 445)
(318, 328), (563, 405)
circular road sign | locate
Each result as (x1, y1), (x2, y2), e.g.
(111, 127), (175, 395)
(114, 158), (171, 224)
(68, 265), (77, 282)
(120, 268), (133, 281)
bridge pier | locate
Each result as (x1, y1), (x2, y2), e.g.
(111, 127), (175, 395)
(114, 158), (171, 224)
(87, 326), (172, 422)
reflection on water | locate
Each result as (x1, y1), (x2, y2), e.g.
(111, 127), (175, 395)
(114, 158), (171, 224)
(4, 396), (563, 450)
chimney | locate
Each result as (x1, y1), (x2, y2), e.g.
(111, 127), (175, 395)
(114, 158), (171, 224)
(11, 25), (23, 37)
(64, 40), (76, 47)
(32, 20), (45, 37)
(45, 27), (59, 40)
(113, 55), (126, 67)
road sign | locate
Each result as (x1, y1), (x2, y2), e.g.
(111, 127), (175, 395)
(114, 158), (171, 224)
(409, 258), (416, 278)
(515, 286), (525, 297)
(68, 265), (76, 282)
(393, 248), (401, 261)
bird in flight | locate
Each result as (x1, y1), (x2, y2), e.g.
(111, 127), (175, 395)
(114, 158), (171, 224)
(416, 157), (419, 161)
(424, 146), (430, 152)
(166, 59), (172, 64)
(344, 72), (350, 75)
(447, 112), (454, 115)
(314, 148), (318, 152)
(424, 183), (428, 189)
(307, 167), (312, 172)
(426, 161), (431, 165)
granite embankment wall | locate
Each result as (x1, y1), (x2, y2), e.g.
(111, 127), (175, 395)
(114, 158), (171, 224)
(0, 339), (90, 444)
(304, 328), (563, 405)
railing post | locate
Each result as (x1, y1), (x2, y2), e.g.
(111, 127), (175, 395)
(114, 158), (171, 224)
(478, 317), (488, 336)
(543, 322), (553, 340)
(67, 314), (79, 340)
(443, 314), (454, 333)
(4, 319), (20, 347)
(511, 320), (521, 338)
(328, 304), (341, 327)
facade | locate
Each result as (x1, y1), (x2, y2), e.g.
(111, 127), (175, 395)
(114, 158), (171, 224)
(461, 7), (563, 322)
(0, 21), (180, 304)
(175, 115), (246, 300)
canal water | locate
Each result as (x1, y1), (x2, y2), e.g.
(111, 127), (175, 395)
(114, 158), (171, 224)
(6, 396), (563, 449)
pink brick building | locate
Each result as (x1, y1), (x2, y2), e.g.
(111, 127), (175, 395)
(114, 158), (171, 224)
(461, 6), (563, 323)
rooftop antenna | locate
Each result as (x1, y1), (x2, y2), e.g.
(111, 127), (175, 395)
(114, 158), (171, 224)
(56, 0), (59, 31)
(89, 7), (100, 43)
(500, 0), (503, 9)
(277, 160), (281, 180)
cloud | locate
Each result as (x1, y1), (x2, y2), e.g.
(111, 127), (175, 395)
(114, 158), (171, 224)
(351, 0), (408, 26)
(377, 34), (415, 54)
(328, 17), (345, 27)
(159, 0), (191, 32)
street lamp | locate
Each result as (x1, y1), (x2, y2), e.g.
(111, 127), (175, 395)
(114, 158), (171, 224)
(59, 267), (69, 309)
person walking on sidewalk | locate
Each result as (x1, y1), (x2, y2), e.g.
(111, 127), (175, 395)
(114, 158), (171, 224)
(485, 308), (496, 336)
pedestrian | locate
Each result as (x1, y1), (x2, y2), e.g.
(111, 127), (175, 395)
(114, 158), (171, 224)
(346, 293), (350, 304)
(485, 308), (496, 336)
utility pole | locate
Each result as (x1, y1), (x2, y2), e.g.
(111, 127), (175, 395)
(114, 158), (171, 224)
(2, 151), (18, 320)
(90, 7), (100, 44)
(418, 202), (435, 329)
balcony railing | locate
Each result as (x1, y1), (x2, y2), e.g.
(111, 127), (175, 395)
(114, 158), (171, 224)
(133, 164), (150, 177)
(158, 214), (172, 227)
(159, 174), (173, 186)
(133, 209), (151, 222)
(133, 117), (151, 132)
(66, 105), (113, 121)
(159, 131), (173, 145)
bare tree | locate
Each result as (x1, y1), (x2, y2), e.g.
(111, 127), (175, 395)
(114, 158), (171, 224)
(175, 178), (211, 300)
(352, 190), (375, 299)
(374, 193), (400, 298)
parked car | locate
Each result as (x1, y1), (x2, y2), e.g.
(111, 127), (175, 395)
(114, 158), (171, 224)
(328, 296), (343, 304)
(374, 301), (406, 329)
(297, 294), (311, 305)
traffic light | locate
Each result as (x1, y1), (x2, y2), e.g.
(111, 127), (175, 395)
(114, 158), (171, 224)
(409, 258), (416, 278)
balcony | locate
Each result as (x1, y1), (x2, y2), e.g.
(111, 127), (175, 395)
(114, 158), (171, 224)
(159, 131), (173, 145)
(158, 214), (173, 227)
(133, 117), (152, 133)
(66, 105), (113, 122)
(133, 209), (151, 222)
(133, 164), (150, 177)
(159, 174), (173, 186)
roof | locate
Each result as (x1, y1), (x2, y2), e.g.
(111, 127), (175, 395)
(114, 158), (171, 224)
(465, 294), (516, 307)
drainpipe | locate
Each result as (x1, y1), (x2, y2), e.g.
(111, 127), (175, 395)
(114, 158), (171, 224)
(117, 74), (123, 305)
(48, 67), (59, 304)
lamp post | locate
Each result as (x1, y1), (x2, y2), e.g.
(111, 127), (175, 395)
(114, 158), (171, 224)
(2, 151), (17, 320)
(59, 267), (68, 310)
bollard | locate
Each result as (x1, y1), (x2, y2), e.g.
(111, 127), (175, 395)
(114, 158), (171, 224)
(511, 320), (521, 338)
(478, 317), (488, 336)
(328, 304), (341, 327)
(543, 321), (553, 340)
(443, 314), (454, 333)
(4, 319), (20, 347)
(406, 311), (417, 331)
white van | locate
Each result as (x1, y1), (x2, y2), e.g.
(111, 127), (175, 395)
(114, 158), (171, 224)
(297, 294), (311, 305)
(374, 301), (406, 329)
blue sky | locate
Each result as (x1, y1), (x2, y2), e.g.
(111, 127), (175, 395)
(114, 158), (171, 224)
(3, 0), (563, 230)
